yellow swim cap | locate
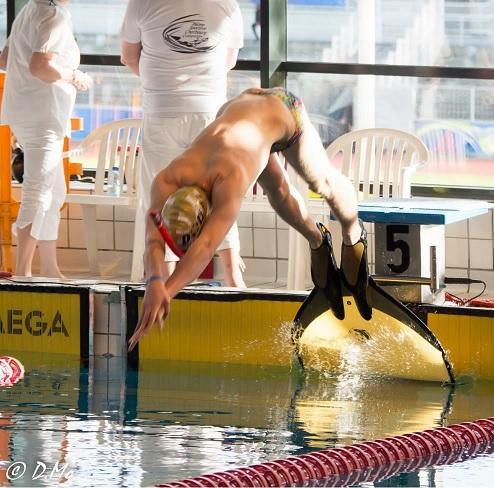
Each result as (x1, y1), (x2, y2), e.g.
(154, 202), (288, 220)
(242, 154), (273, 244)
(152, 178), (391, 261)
(161, 186), (210, 253)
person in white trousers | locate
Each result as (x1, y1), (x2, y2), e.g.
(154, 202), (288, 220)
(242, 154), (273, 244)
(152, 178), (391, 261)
(0, 0), (91, 278)
(120, 0), (246, 287)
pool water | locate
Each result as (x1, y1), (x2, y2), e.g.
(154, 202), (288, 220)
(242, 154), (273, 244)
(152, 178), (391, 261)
(0, 354), (493, 487)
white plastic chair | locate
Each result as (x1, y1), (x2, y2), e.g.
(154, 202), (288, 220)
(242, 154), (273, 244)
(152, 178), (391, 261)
(64, 119), (143, 276)
(287, 128), (429, 290)
(326, 128), (430, 199)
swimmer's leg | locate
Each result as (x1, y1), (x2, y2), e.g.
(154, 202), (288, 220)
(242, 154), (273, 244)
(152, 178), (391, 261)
(310, 222), (345, 319)
(258, 154), (344, 317)
(283, 106), (372, 320)
(283, 106), (361, 245)
(340, 220), (372, 320)
(258, 153), (322, 250)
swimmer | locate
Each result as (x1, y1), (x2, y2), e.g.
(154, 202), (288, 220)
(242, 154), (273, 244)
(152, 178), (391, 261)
(128, 87), (371, 350)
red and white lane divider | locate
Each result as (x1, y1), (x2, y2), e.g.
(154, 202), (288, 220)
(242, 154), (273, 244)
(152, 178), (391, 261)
(0, 356), (25, 387)
(157, 417), (494, 487)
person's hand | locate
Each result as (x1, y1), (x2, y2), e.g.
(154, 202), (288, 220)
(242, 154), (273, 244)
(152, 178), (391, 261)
(128, 277), (171, 351)
(71, 69), (93, 91)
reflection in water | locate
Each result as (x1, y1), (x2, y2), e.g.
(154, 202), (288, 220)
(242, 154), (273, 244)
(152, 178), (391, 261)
(294, 370), (453, 449)
(0, 354), (493, 486)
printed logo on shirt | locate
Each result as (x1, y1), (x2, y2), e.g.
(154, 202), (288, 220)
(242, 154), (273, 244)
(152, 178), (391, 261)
(162, 14), (219, 53)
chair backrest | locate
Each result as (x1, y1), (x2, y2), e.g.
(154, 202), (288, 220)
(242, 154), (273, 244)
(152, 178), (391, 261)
(326, 128), (429, 199)
(78, 119), (143, 196)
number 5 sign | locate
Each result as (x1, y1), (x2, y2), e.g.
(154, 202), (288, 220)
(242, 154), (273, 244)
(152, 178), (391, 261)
(374, 223), (445, 303)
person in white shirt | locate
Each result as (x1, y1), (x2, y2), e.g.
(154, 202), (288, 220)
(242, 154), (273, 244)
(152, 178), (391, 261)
(120, 0), (246, 287)
(0, 0), (91, 278)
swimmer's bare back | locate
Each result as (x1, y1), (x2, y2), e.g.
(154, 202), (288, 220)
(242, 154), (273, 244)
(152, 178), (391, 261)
(215, 89), (297, 146)
(157, 90), (297, 197)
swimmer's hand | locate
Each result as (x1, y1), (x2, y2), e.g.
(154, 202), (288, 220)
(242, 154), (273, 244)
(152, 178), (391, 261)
(128, 277), (171, 351)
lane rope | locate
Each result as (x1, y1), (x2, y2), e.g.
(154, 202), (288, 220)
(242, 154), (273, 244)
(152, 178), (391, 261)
(156, 417), (494, 487)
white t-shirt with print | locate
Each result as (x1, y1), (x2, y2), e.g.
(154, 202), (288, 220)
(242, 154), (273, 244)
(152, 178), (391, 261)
(1, 0), (80, 136)
(120, 0), (244, 114)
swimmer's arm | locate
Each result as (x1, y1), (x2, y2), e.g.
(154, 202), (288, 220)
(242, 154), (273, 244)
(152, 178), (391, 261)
(129, 175), (244, 350)
(142, 171), (177, 278)
(165, 180), (245, 298)
(128, 215), (167, 351)
(129, 221), (169, 351)
(128, 176), (175, 351)
(130, 206), (232, 351)
(258, 154), (313, 236)
(143, 230), (166, 279)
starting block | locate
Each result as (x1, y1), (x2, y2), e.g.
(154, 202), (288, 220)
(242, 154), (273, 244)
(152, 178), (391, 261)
(359, 198), (492, 303)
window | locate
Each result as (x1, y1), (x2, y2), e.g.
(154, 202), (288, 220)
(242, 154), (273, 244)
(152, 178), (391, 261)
(289, 72), (494, 188)
(4, 0), (493, 190)
(69, 0), (260, 59)
(0, 1), (6, 45)
(239, 0), (261, 60)
(69, 0), (128, 55)
(288, 0), (494, 69)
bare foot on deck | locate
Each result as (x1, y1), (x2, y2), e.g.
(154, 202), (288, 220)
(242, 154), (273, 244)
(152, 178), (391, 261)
(39, 268), (67, 280)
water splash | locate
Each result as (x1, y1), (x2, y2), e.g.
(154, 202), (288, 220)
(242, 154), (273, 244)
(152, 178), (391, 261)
(221, 320), (295, 364)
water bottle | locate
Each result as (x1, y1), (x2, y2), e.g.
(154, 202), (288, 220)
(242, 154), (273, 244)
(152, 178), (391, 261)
(107, 166), (120, 196)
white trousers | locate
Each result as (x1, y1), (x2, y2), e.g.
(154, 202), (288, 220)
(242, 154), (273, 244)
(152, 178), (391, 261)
(137, 113), (240, 262)
(11, 124), (66, 241)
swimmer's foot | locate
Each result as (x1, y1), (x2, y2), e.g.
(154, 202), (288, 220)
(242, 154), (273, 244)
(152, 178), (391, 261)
(340, 220), (372, 321)
(310, 222), (345, 320)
